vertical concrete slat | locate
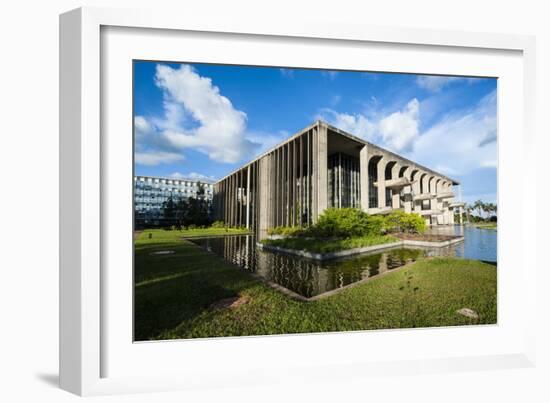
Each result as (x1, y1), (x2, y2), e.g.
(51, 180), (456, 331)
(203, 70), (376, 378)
(299, 134), (303, 226)
(391, 163), (401, 209)
(360, 145), (369, 211)
(316, 123), (328, 221)
(246, 165), (252, 229)
(377, 157), (386, 209)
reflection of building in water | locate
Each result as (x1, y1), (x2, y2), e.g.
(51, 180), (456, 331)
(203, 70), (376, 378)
(191, 236), (423, 298)
(213, 121), (464, 240)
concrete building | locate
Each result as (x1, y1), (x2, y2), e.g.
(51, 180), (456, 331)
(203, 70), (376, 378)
(134, 175), (214, 226)
(213, 121), (464, 239)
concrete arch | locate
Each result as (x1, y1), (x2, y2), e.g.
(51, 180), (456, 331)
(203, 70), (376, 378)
(435, 178), (442, 193)
(419, 172), (428, 194)
(428, 175), (436, 194)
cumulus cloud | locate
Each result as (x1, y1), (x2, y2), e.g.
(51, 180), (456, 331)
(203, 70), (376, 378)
(134, 64), (261, 166)
(317, 109), (377, 141)
(318, 99), (420, 153)
(407, 90), (497, 175)
(153, 64), (256, 164)
(379, 99), (420, 153)
(319, 89), (496, 176)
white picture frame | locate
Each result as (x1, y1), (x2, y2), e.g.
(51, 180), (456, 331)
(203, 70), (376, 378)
(60, 6), (537, 396)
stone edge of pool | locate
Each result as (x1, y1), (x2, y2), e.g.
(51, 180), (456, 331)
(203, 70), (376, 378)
(257, 237), (465, 261)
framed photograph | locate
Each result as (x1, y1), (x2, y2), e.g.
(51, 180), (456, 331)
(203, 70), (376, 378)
(60, 6), (537, 396)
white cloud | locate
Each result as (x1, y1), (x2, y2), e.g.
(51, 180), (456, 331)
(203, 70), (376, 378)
(170, 171), (216, 181)
(407, 90), (497, 176)
(318, 99), (420, 152)
(416, 75), (478, 92)
(319, 89), (496, 177)
(379, 99), (420, 153)
(317, 109), (377, 141)
(153, 64), (255, 164)
(134, 116), (153, 141)
(135, 151), (185, 166)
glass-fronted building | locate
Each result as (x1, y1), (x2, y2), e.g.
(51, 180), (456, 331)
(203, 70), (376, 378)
(134, 175), (214, 226)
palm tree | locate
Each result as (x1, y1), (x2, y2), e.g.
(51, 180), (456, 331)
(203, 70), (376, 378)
(464, 203), (473, 223)
(473, 199), (484, 220)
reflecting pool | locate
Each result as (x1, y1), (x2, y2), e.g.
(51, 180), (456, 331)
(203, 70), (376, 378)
(190, 235), (424, 298)
(188, 225), (496, 298)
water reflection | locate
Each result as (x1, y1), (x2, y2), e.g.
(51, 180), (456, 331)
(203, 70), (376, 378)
(425, 225), (497, 262)
(191, 235), (423, 298)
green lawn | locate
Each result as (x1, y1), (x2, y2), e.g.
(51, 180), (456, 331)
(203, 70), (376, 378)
(138, 227), (252, 240)
(261, 234), (399, 254)
(134, 230), (497, 340)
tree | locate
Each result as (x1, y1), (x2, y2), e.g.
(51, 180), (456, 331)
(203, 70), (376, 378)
(182, 182), (211, 227)
(464, 203), (473, 223)
(473, 199), (484, 219)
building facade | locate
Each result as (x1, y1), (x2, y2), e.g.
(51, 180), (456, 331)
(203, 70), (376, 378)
(134, 175), (214, 226)
(213, 121), (464, 239)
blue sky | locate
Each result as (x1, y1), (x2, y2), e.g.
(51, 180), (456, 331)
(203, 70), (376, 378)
(134, 61), (497, 204)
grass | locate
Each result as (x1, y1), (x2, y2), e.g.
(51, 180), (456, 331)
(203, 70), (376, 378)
(261, 234), (399, 254)
(138, 227), (252, 240)
(134, 230), (497, 341)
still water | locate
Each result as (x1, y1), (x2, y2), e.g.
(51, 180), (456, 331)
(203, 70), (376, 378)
(189, 225), (496, 298)
(191, 235), (423, 298)
(425, 225), (497, 263)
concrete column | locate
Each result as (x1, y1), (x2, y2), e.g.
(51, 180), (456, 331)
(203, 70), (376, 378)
(246, 165), (250, 229)
(403, 167), (412, 213)
(258, 157), (270, 240)
(285, 143), (292, 226)
(359, 145), (369, 211)
(306, 130), (311, 226)
(377, 157), (386, 209)
(299, 135), (303, 226)
(412, 172), (421, 212)
(316, 123), (328, 220)
(391, 162), (401, 209)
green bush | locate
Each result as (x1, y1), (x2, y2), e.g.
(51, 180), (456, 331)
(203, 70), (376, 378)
(268, 226), (306, 237)
(384, 211), (425, 233)
(313, 208), (372, 238)
(365, 215), (387, 235)
(211, 220), (225, 228)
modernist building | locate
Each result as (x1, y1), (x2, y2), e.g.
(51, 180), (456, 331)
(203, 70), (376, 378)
(134, 175), (214, 225)
(213, 121), (464, 239)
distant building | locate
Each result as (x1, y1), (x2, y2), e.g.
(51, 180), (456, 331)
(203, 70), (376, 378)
(213, 121), (465, 239)
(134, 175), (214, 226)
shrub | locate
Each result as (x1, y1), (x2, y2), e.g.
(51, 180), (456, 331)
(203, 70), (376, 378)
(365, 215), (387, 235)
(268, 226), (306, 237)
(383, 211), (425, 233)
(314, 208), (372, 238)
(211, 220), (225, 228)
